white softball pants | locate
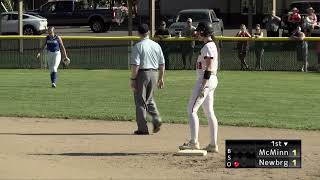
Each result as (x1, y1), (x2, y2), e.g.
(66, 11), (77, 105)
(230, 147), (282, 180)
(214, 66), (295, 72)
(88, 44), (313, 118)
(47, 51), (61, 73)
(187, 75), (218, 146)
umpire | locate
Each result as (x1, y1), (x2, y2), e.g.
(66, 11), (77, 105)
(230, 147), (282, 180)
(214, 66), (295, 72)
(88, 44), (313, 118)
(130, 24), (165, 135)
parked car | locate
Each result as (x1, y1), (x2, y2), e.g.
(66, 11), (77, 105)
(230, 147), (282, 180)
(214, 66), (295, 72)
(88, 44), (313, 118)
(27, 0), (122, 33)
(168, 9), (224, 37)
(0, 12), (47, 35)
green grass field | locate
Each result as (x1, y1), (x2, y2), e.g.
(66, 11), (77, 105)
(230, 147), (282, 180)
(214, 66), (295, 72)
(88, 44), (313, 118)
(0, 69), (319, 130)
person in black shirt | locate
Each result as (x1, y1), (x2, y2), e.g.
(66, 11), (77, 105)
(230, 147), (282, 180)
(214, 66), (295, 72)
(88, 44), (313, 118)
(155, 21), (171, 69)
(155, 21), (170, 37)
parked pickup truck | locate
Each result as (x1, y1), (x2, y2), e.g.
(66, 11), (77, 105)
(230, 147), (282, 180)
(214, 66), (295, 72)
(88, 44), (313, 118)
(27, 0), (121, 33)
(168, 9), (224, 36)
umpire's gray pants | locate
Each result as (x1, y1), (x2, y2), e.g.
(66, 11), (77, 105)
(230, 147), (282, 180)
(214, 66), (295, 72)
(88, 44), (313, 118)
(134, 70), (161, 132)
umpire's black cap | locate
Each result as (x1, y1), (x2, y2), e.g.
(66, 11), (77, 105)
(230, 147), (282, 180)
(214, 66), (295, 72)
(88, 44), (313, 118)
(138, 24), (149, 34)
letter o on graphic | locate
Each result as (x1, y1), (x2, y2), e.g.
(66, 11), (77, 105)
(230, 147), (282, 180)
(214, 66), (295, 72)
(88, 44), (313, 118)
(227, 162), (232, 167)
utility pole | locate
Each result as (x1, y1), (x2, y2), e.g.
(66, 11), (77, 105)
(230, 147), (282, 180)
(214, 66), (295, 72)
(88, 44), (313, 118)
(248, 0), (253, 34)
(273, 0), (277, 14)
(128, 0), (133, 69)
(149, 0), (155, 37)
(128, 0), (133, 36)
(18, 0), (23, 53)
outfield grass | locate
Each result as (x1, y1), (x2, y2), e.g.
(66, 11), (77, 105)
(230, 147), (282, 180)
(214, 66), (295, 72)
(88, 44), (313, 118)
(0, 69), (319, 130)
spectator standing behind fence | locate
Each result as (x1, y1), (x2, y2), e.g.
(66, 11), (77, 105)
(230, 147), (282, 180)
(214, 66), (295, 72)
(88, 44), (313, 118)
(281, 9), (290, 37)
(181, 18), (196, 69)
(288, 7), (302, 35)
(155, 21), (171, 69)
(290, 26), (308, 72)
(305, 7), (319, 36)
(263, 10), (281, 37)
(236, 24), (251, 70)
(253, 24), (264, 70)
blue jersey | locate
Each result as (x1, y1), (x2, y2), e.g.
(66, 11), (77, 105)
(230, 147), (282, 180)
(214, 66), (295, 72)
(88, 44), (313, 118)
(46, 35), (60, 52)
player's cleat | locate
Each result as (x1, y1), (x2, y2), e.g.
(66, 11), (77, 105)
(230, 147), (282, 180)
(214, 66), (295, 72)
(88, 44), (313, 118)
(203, 144), (219, 153)
(51, 83), (56, 88)
(179, 141), (200, 150)
(153, 121), (162, 133)
(134, 130), (149, 135)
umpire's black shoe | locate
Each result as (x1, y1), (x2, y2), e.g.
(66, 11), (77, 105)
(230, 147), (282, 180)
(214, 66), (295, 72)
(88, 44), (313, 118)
(134, 130), (149, 135)
(153, 121), (162, 133)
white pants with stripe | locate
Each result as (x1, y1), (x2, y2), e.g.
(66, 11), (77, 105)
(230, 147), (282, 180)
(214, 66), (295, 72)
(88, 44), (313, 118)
(187, 75), (218, 146)
(47, 51), (61, 73)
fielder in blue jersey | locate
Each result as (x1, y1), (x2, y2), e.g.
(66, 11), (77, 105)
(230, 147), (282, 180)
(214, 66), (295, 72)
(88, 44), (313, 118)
(37, 26), (69, 88)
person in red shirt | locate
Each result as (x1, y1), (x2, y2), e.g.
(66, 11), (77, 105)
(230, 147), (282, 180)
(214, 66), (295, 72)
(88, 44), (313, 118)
(288, 7), (302, 35)
(236, 24), (251, 70)
(288, 7), (301, 23)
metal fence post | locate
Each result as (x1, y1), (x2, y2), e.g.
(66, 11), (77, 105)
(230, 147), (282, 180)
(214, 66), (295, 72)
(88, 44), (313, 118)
(128, 0), (133, 70)
(128, 41), (133, 69)
(218, 40), (221, 70)
(18, 0), (23, 53)
(304, 44), (308, 72)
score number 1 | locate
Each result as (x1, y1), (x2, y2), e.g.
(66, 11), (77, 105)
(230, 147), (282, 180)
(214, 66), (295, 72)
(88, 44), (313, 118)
(292, 149), (297, 167)
(292, 149), (297, 156)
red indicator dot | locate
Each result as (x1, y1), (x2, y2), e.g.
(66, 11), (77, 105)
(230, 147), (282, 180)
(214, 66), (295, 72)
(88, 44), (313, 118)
(234, 161), (239, 168)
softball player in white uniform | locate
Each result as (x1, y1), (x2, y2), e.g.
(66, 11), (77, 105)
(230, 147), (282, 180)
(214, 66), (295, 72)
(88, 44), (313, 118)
(179, 22), (219, 153)
(37, 26), (69, 88)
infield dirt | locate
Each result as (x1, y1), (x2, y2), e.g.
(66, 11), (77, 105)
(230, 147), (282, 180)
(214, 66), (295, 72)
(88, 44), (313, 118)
(0, 117), (319, 180)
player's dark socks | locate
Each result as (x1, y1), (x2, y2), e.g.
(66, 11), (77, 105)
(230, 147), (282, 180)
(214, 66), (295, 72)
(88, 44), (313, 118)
(50, 72), (57, 83)
(50, 72), (54, 83)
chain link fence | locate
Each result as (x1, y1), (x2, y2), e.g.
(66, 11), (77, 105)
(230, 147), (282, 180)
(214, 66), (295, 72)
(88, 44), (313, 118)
(0, 36), (319, 71)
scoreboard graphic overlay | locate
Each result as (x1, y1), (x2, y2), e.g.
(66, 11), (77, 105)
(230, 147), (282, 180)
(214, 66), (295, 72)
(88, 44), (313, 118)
(226, 140), (301, 168)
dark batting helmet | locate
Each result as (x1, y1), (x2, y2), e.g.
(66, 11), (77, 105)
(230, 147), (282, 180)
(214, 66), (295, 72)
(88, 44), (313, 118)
(196, 22), (214, 37)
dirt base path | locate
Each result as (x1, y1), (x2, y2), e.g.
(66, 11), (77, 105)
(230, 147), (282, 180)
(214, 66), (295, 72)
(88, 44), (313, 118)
(0, 117), (319, 180)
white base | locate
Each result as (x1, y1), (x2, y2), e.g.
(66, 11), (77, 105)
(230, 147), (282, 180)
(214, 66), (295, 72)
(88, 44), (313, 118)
(176, 149), (207, 156)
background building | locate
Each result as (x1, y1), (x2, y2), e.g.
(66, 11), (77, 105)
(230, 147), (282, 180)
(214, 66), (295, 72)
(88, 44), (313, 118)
(2, 0), (311, 27)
